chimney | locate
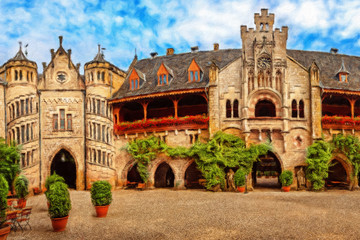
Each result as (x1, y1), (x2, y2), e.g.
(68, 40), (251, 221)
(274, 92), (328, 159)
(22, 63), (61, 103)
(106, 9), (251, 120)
(59, 36), (63, 47)
(42, 62), (47, 70)
(150, 52), (158, 58)
(76, 63), (80, 71)
(330, 48), (338, 54)
(166, 48), (174, 56)
(213, 43), (219, 51)
(191, 46), (199, 53)
(50, 49), (55, 59)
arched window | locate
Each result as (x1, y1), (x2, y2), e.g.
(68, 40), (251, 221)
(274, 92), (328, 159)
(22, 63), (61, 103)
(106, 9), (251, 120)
(299, 100), (305, 118)
(97, 71), (100, 81)
(292, 100), (297, 118)
(19, 70), (23, 80)
(233, 100), (239, 118)
(275, 70), (282, 93)
(255, 100), (276, 117)
(258, 70), (264, 87)
(15, 70), (18, 81)
(226, 100), (232, 118)
(248, 70), (254, 93)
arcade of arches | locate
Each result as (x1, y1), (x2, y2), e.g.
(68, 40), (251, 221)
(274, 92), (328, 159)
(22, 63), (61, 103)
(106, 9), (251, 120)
(50, 149), (77, 189)
(252, 152), (282, 189)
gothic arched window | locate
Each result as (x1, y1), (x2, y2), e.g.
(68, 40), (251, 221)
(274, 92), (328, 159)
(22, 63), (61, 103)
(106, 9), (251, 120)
(233, 100), (239, 118)
(226, 100), (232, 118)
(292, 100), (297, 118)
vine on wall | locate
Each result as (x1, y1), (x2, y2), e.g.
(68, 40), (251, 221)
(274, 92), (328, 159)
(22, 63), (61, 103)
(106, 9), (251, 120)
(125, 132), (271, 190)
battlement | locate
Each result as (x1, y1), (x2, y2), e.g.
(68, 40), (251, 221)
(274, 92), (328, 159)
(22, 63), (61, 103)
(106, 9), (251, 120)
(254, 9), (274, 32)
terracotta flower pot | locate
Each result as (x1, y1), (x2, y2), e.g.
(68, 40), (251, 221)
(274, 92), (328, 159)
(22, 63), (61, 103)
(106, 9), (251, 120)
(0, 225), (11, 240)
(237, 186), (245, 193)
(282, 186), (291, 192)
(51, 215), (69, 232)
(95, 205), (109, 218)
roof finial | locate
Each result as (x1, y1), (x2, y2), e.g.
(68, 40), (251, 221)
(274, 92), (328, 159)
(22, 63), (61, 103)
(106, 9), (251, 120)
(19, 41), (22, 51)
(59, 36), (63, 47)
(135, 48), (137, 58)
(98, 44), (101, 54)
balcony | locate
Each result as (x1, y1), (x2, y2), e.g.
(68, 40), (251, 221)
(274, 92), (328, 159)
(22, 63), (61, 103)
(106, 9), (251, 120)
(114, 115), (209, 135)
(322, 116), (360, 130)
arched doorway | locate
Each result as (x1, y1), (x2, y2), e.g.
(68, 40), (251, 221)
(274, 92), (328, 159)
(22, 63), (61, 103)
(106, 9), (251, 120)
(127, 163), (143, 188)
(252, 152), (281, 189)
(325, 159), (349, 189)
(155, 162), (174, 188)
(185, 161), (205, 189)
(51, 149), (76, 189)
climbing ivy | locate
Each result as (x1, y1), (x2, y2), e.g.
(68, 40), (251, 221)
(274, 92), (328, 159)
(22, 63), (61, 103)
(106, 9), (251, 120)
(332, 134), (360, 180)
(125, 131), (271, 190)
(126, 136), (167, 183)
(305, 140), (333, 191)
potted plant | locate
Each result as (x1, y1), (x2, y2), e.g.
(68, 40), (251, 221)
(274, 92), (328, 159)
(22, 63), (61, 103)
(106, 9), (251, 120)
(90, 181), (112, 218)
(14, 175), (29, 208)
(234, 169), (246, 193)
(0, 174), (10, 240)
(45, 173), (65, 207)
(279, 170), (293, 192)
(47, 181), (71, 232)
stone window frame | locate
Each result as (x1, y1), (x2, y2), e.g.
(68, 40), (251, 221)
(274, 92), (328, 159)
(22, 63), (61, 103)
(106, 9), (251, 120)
(52, 108), (73, 132)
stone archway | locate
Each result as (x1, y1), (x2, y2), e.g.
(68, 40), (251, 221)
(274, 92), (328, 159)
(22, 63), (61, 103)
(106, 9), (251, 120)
(184, 161), (204, 189)
(127, 163), (143, 188)
(252, 152), (282, 189)
(155, 162), (174, 188)
(326, 159), (350, 189)
(50, 149), (77, 189)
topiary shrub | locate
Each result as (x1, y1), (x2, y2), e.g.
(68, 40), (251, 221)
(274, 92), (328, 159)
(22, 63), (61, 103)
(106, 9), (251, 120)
(0, 174), (9, 227)
(14, 175), (29, 199)
(90, 181), (112, 206)
(45, 173), (65, 200)
(234, 169), (246, 187)
(47, 181), (71, 218)
(279, 170), (293, 187)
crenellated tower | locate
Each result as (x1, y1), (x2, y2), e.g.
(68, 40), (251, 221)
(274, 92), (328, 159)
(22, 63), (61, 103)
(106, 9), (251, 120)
(84, 45), (126, 187)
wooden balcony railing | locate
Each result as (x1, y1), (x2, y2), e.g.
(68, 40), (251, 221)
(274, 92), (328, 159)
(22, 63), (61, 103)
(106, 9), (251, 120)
(114, 115), (209, 135)
(322, 116), (360, 130)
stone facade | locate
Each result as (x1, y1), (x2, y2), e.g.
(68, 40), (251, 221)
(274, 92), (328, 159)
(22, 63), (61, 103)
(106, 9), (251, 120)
(0, 9), (358, 191)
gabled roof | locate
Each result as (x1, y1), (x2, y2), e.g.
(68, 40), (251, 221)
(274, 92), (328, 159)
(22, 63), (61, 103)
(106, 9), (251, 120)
(336, 59), (350, 75)
(112, 49), (241, 100)
(287, 49), (360, 91)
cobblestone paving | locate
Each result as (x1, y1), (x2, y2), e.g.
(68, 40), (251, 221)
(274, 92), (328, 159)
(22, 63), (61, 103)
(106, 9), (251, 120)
(8, 189), (360, 240)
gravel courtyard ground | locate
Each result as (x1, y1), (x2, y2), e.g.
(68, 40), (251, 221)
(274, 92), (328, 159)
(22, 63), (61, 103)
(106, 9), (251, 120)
(7, 188), (360, 240)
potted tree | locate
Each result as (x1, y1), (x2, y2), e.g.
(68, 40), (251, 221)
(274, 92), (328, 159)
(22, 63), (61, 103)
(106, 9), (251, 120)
(90, 181), (112, 218)
(14, 175), (29, 208)
(279, 170), (293, 192)
(45, 173), (65, 208)
(234, 169), (246, 193)
(0, 174), (10, 240)
(47, 181), (71, 232)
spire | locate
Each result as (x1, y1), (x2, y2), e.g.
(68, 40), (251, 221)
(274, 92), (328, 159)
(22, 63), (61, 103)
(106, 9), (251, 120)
(11, 41), (28, 61)
(337, 59), (350, 74)
(93, 44), (106, 62)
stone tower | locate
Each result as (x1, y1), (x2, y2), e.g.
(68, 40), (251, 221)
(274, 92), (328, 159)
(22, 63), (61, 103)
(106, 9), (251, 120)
(38, 36), (86, 190)
(84, 45), (126, 188)
(0, 43), (40, 188)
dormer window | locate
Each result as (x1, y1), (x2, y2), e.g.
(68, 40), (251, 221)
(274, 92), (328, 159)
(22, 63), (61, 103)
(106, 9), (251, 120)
(129, 69), (141, 90)
(339, 73), (347, 82)
(158, 74), (168, 85)
(337, 59), (350, 83)
(157, 62), (172, 86)
(188, 59), (202, 82)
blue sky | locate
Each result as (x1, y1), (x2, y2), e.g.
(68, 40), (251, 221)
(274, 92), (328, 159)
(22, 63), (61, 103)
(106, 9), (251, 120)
(0, 0), (359, 72)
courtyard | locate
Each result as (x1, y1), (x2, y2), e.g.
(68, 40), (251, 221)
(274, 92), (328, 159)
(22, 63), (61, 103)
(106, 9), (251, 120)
(7, 188), (360, 240)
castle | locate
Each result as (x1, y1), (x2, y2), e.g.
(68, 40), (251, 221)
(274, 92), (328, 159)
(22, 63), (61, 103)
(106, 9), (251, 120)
(0, 9), (358, 191)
